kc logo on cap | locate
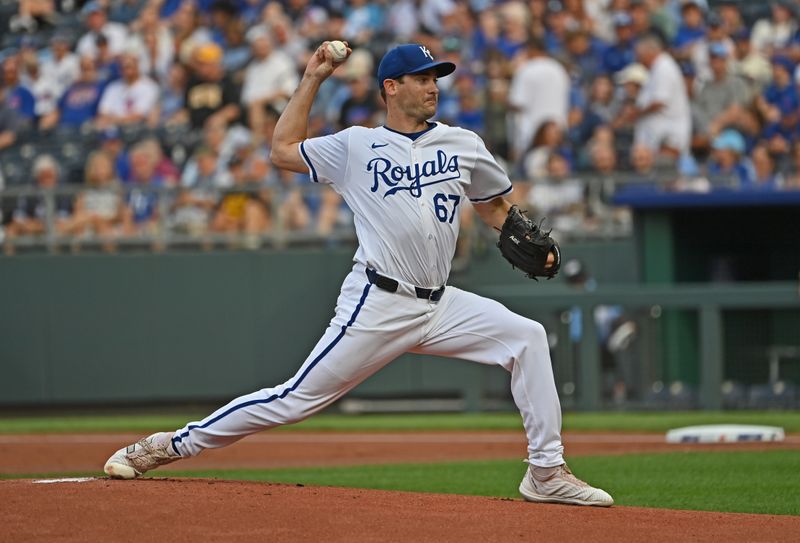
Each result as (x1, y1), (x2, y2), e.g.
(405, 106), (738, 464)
(377, 44), (456, 88)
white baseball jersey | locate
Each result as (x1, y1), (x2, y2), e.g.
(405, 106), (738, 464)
(169, 123), (564, 473)
(299, 122), (512, 288)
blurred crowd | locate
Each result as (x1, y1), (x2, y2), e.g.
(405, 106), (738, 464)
(1, 0), (800, 253)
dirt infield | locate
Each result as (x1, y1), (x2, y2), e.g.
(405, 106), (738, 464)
(3, 478), (800, 542)
(2, 430), (799, 473)
(2, 431), (799, 541)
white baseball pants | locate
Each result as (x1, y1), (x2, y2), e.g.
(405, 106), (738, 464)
(171, 263), (564, 467)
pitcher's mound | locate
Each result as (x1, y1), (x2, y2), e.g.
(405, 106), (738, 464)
(3, 478), (799, 542)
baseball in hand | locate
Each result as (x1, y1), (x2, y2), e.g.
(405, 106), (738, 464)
(327, 40), (348, 62)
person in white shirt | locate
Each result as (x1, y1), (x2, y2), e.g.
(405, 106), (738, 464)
(76, 1), (129, 60)
(632, 34), (692, 157)
(40, 32), (80, 100)
(508, 37), (570, 163)
(97, 53), (159, 128)
(241, 26), (300, 135)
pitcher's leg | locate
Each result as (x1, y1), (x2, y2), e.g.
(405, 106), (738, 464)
(173, 324), (417, 455)
(413, 287), (563, 467)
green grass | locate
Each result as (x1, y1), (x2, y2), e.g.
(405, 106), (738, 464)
(1, 411), (799, 434)
(6, 451), (798, 516)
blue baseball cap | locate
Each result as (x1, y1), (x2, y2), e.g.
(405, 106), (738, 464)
(376, 44), (456, 89)
(712, 129), (745, 153)
(708, 42), (728, 58)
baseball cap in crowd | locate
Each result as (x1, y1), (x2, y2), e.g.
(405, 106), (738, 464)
(615, 63), (648, 85)
(50, 30), (73, 45)
(81, 1), (104, 17)
(376, 44), (456, 89)
(772, 55), (795, 74)
(706, 11), (723, 28)
(680, 0), (705, 11)
(612, 11), (633, 27)
(100, 126), (121, 142)
(194, 42), (223, 63)
(712, 129), (745, 154)
(708, 42), (728, 58)
(732, 28), (751, 41)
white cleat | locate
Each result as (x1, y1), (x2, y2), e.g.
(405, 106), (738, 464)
(519, 462), (614, 507)
(104, 432), (181, 479)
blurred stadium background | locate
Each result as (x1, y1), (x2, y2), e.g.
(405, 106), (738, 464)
(1, 0), (799, 413)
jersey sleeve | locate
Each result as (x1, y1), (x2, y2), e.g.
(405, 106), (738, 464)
(299, 128), (350, 185)
(465, 134), (513, 202)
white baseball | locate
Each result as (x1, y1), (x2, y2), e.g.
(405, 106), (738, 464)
(326, 40), (348, 62)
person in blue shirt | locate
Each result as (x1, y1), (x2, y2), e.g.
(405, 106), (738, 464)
(564, 29), (608, 88)
(40, 56), (106, 131)
(1, 56), (36, 127)
(672, 0), (707, 53)
(757, 55), (799, 158)
(706, 129), (755, 187)
(602, 12), (637, 75)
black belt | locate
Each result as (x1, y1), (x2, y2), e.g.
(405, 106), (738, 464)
(366, 268), (445, 302)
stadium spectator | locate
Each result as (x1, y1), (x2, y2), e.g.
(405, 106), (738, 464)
(526, 152), (586, 235)
(207, 0), (242, 49)
(756, 56), (799, 157)
(210, 152), (271, 247)
(21, 54), (60, 121)
(716, 0), (746, 37)
(184, 42), (241, 130)
(2, 56), (36, 128)
(386, 0), (420, 41)
(633, 34), (692, 158)
(610, 63), (648, 155)
(170, 1), (214, 66)
(76, 1), (130, 60)
(173, 146), (221, 237)
(97, 53), (160, 129)
(750, 144), (783, 189)
(0, 82), (20, 151)
(2, 155), (71, 256)
(706, 129), (754, 186)
(272, 168), (312, 232)
(572, 74), (616, 147)
(241, 26), (299, 131)
(750, 0), (797, 58)
(629, 0), (669, 44)
(508, 37), (570, 162)
(98, 126), (131, 183)
(128, 4), (175, 83)
(544, 0), (571, 56)
(158, 63), (189, 126)
(602, 11), (637, 75)
(61, 150), (126, 252)
(672, 0), (707, 61)
(563, 29), (607, 88)
(40, 32), (81, 100)
(337, 74), (381, 130)
(8, 0), (57, 33)
(629, 144), (659, 181)
(522, 121), (573, 180)
(125, 138), (179, 186)
(342, 0), (384, 46)
(451, 73), (485, 136)
(691, 42), (748, 152)
(122, 140), (169, 237)
(731, 28), (772, 99)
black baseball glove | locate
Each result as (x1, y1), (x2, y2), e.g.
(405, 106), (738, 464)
(497, 205), (561, 280)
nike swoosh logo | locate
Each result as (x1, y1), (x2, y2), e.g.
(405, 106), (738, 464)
(371, 143), (388, 149)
